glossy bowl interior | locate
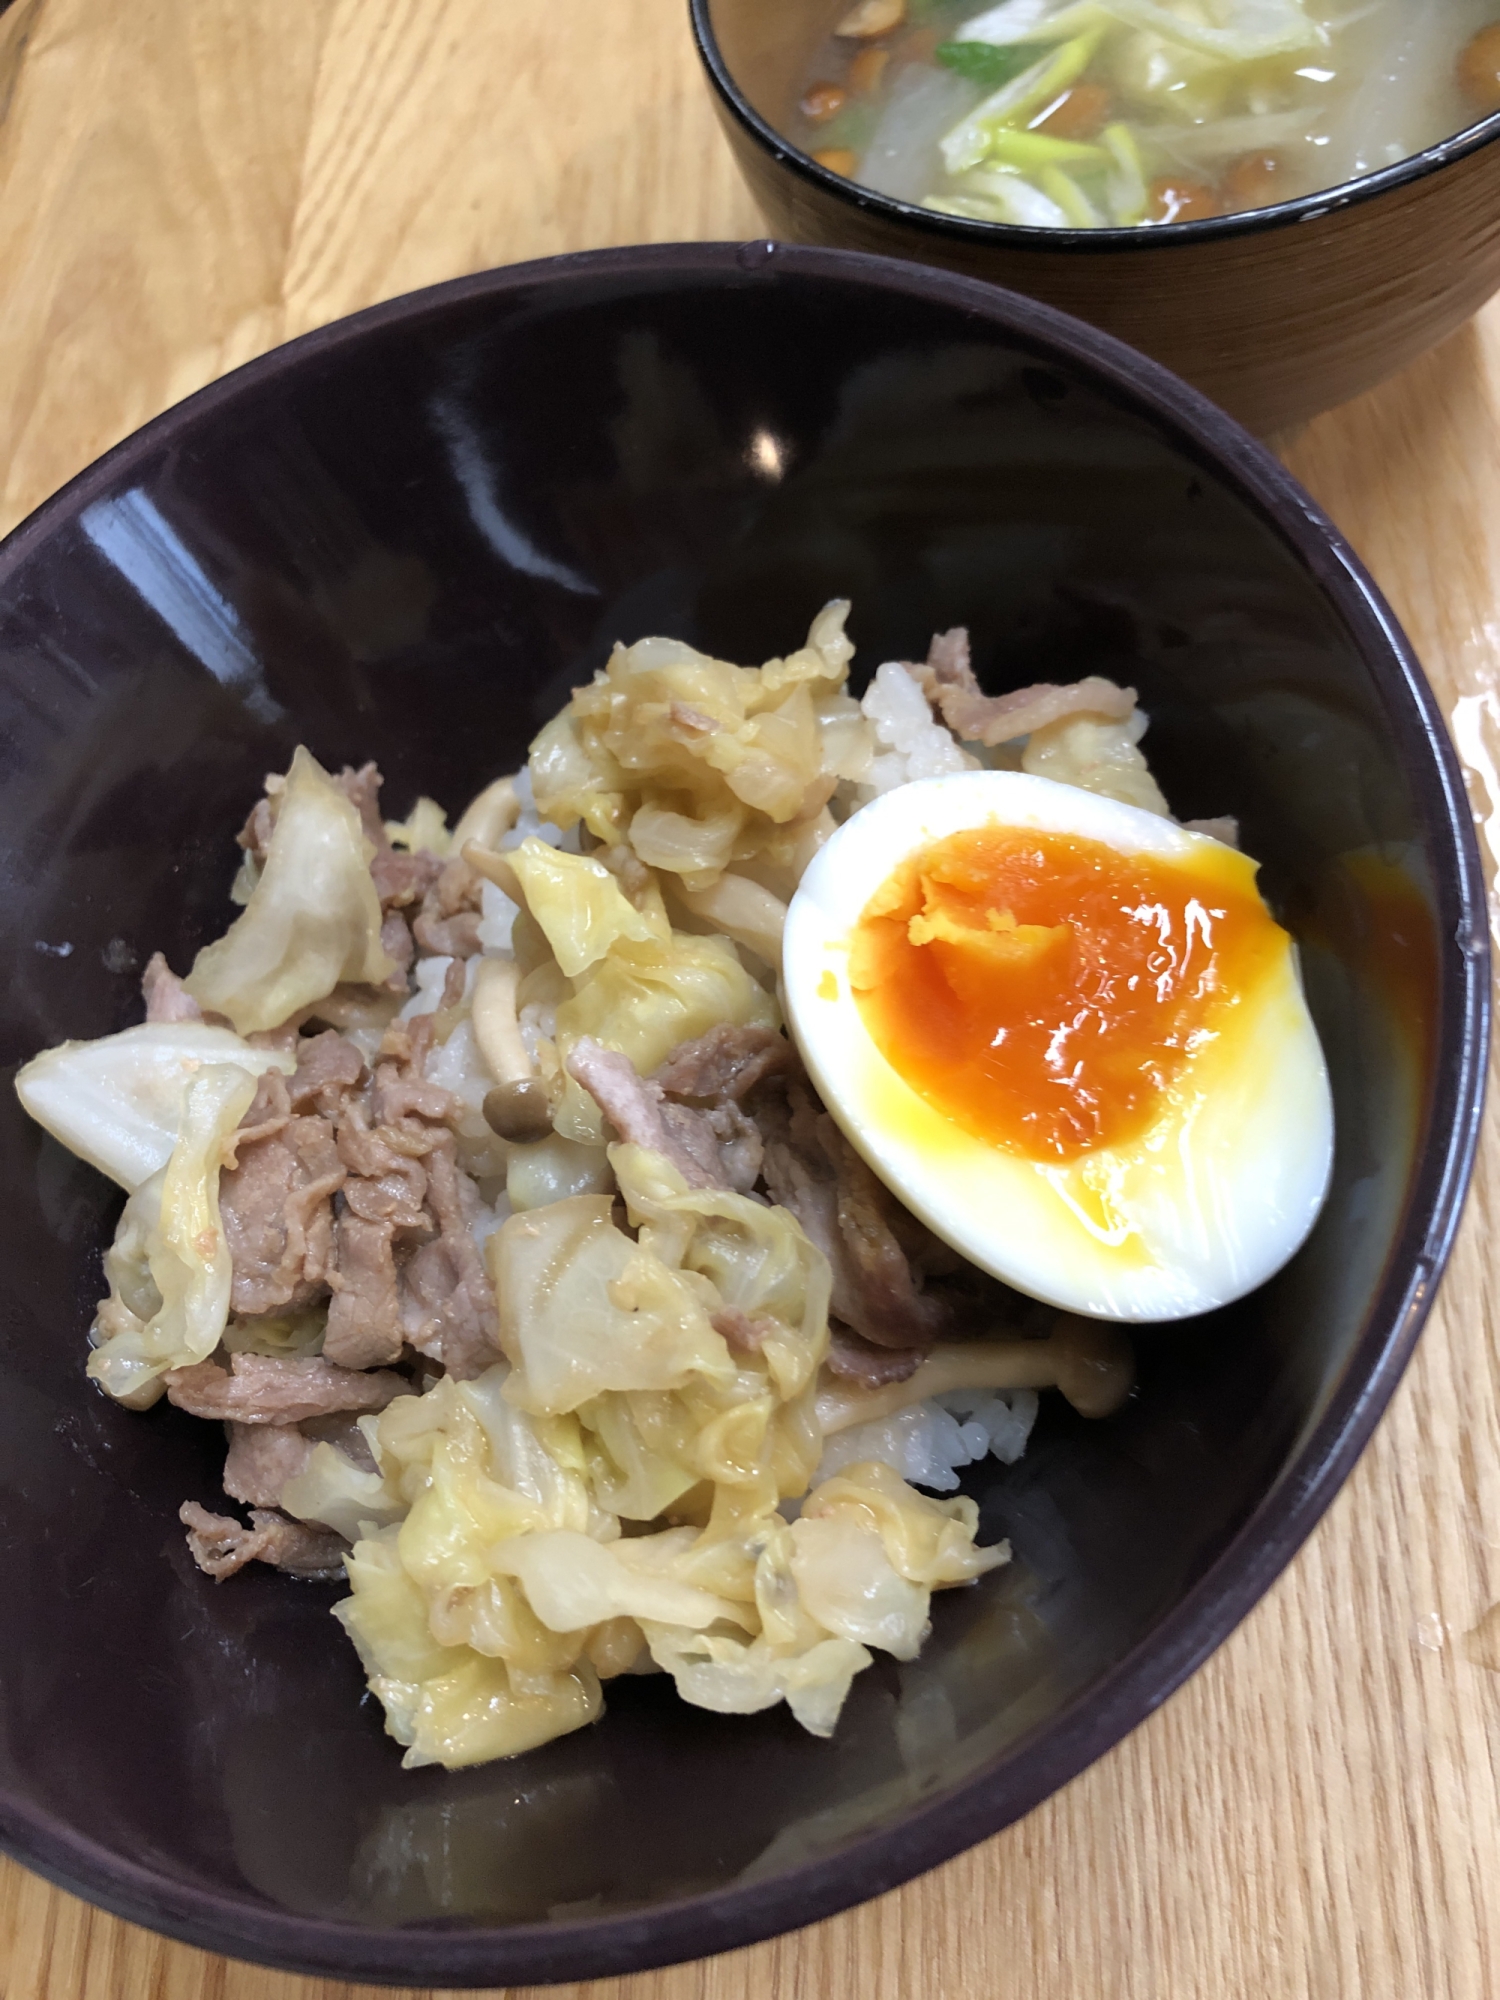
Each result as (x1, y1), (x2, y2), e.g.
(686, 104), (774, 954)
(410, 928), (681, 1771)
(0, 243), (1486, 1987)
(693, 0), (1500, 435)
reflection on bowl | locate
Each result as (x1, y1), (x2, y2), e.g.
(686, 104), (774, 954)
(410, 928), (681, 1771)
(692, 0), (1500, 433)
(0, 242), (1486, 1986)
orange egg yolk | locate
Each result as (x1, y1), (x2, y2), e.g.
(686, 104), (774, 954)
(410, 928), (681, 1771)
(849, 823), (1287, 1163)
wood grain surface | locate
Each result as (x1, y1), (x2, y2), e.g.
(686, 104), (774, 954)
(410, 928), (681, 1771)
(1, 3), (1499, 1997)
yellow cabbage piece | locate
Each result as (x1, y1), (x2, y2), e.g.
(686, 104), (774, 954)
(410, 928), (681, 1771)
(1021, 711), (1169, 816)
(507, 837), (668, 977)
(529, 602), (865, 893)
(802, 1459), (1010, 1588)
(326, 1328), (1003, 1762)
(551, 928), (779, 1145)
(14, 1022), (293, 1192)
(786, 1460), (1010, 1661)
(489, 1194), (737, 1415)
(279, 1437), (406, 1541)
(384, 795), (450, 855)
(375, 1655), (602, 1770)
(789, 1514), (931, 1660)
(490, 1528), (744, 1633)
(334, 1531), (602, 1770)
(185, 746), (396, 1032)
(88, 1063), (258, 1408)
(639, 1621), (872, 1738)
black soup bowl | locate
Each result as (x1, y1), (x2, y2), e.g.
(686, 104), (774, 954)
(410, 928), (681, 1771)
(0, 243), (1486, 1986)
(691, 0), (1500, 436)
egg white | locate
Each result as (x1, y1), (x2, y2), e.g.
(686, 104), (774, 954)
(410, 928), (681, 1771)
(782, 771), (1334, 1323)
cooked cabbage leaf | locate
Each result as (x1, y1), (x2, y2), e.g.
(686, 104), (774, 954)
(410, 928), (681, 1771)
(489, 1194), (736, 1415)
(507, 837), (668, 977)
(185, 745), (396, 1032)
(14, 1022), (293, 1192)
(552, 929), (779, 1145)
(640, 1620), (872, 1738)
(279, 1439), (405, 1541)
(529, 602), (866, 894)
(88, 1063), (258, 1407)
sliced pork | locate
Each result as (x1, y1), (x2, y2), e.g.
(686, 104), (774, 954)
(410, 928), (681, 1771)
(221, 1423), (317, 1507)
(567, 1038), (762, 1194)
(913, 628), (1136, 747)
(164, 1353), (410, 1424)
(180, 1501), (347, 1582)
(219, 1072), (345, 1317)
(142, 952), (203, 1023)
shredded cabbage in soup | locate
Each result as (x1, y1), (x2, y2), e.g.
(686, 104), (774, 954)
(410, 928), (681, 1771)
(16, 606), (1170, 1770)
(788, 0), (1500, 229)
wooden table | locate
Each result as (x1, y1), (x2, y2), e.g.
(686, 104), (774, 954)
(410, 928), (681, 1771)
(2, 2), (1499, 1996)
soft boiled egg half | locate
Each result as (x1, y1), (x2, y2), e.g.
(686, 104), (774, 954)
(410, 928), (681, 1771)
(782, 771), (1334, 1323)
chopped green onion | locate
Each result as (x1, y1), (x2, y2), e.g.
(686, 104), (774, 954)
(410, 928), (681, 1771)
(983, 129), (1109, 170)
(939, 29), (1106, 174)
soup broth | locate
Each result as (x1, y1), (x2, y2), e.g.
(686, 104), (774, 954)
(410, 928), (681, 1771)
(787, 1), (1500, 228)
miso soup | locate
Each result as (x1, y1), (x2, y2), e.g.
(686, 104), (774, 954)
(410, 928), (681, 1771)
(787, 1), (1500, 228)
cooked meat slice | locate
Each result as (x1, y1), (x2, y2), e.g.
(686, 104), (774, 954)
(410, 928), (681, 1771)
(381, 911), (416, 978)
(913, 629), (1136, 747)
(825, 1326), (926, 1387)
(371, 847), (443, 908)
(568, 1038), (757, 1192)
(221, 1423), (317, 1507)
(142, 952), (203, 1023)
(398, 1143), (500, 1380)
(413, 855), (484, 958)
(818, 1116), (947, 1349)
(335, 761), (388, 851)
(711, 1306), (777, 1356)
(701, 1100), (763, 1193)
(335, 1106), (431, 1224)
(414, 908), (482, 959)
(652, 1025), (794, 1105)
(324, 1214), (406, 1369)
(759, 1084), (946, 1351)
(180, 1501), (347, 1581)
(568, 1038), (699, 1169)
(165, 1353), (409, 1424)
(219, 1083), (346, 1317)
(286, 1029), (365, 1113)
(371, 1017), (462, 1129)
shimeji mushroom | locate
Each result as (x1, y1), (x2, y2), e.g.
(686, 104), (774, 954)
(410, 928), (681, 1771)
(459, 837), (556, 1144)
(817, 1314), (1134, 1434)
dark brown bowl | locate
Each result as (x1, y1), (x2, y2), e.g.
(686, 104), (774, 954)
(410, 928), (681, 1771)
(692, 0), (1500, 435)
(0, 242), (1486, 1986)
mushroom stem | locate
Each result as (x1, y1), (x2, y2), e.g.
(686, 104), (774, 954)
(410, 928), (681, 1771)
(462, 837), (524, 907)
(816, 1317), (1134, 1433)
(451, 776), (521, 854)
(675, 873), (788, 972)
(470, 957), (531, 1084)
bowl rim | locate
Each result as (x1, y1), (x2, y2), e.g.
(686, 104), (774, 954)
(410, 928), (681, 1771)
(689, 0), (1500, 252)
(0, 239), (1488, 1987)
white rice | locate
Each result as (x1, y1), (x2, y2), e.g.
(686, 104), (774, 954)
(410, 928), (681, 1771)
(856, 661), (976, 800)
(476, 878), (519, 955)
(813, 1387), (1039, 1494)
(499, 765), (571, 853)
